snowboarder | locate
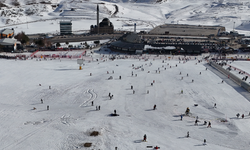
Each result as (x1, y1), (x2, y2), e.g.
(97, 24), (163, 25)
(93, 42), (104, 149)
(143, 134), (147, 142)
(153, 104), (156, 110)
(207, 121), (211, 128)
(242, 114), (244, 119)
(187, 131), (189, 138)
(236, 113), (240, 118)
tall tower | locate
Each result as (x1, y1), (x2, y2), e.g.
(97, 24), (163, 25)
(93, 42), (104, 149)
(97, 4), (99, 34)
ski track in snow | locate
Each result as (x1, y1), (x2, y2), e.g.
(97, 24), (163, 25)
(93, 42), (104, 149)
(79, 89), (97, 107)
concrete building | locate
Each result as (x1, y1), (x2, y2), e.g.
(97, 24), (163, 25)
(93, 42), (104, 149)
(60, 21), (72, 35)
(149, 24), (225, 36)
(110, 32), (144, 53)
(90, 5), (114, 34)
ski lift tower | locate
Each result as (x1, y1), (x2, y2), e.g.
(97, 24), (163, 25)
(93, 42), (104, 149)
(77, 59), (84, 70)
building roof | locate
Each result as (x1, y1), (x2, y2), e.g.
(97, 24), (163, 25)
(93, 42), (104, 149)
(0, 38), (17, 45)
(1, 29), (14, 35)
(149, 24), (225, 36)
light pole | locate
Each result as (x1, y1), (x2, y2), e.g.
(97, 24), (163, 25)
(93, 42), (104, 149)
(233, 22), (235, 31)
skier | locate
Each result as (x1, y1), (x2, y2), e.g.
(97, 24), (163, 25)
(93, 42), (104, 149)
(180, 114), (183, 121)
(99, 106), (100, 110)
(236, 113), (240, 118)
(207, 121), (211, 128)
(192, 79), (194, 82)
(181, 90), (183, 94)
(203, 121), (207, 125)
(154, 146), (159, 149)
(41, 99), (43, 104)
(153, 104), (156, 110)
(242, 114), (244, 119)
(114, 110), (116, 114)
(143, 134), (147, 142)
(203, 139), (206, 145)
(187, 131), (189, 138)
(194, 119), (198, 126)
(187, 73), (188, 77)
(185, 107), (190, 115)
(91, 101), (94, 106)
(214, 103), (216, 108)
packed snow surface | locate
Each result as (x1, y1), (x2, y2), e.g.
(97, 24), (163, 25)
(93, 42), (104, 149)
(1, 50), (250, 150)
(0, 0), (249, 35)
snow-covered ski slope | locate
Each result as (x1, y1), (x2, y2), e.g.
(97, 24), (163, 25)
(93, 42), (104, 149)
(0, 0), (249, 35)
(1, 50), (250, 149)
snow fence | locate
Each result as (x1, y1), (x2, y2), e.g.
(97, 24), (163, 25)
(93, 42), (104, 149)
(209, 60), (250, 92)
